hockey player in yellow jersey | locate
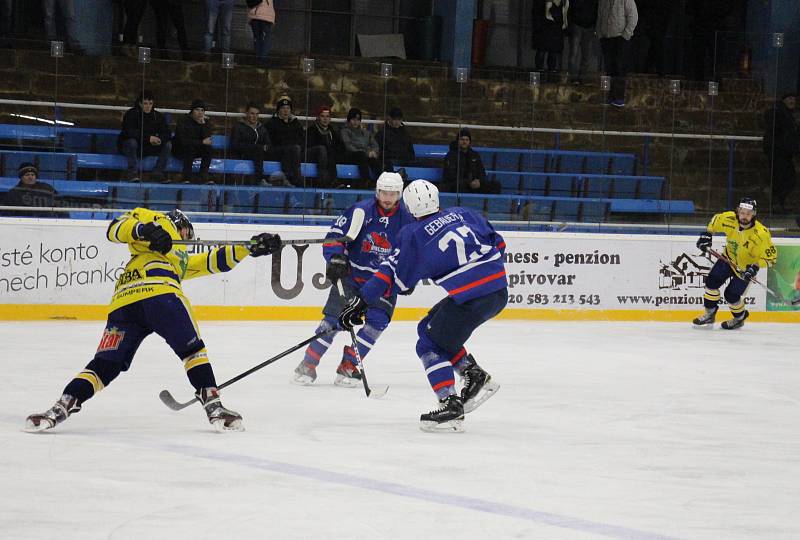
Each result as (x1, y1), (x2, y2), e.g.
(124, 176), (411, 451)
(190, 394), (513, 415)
(25, 208), (282, 432)
(694, 198), (777, 329)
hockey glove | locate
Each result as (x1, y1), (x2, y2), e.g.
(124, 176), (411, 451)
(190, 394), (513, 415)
(326, 254), (350, 281)
(742, 264), (759, 282)
(136, 222), (172, 255)
(696, 232), (712, 253)
(249, 233), (282, 257)
(339, 295), (368, 331)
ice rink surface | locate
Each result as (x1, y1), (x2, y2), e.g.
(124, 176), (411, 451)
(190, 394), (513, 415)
(2, 320), (799, 540)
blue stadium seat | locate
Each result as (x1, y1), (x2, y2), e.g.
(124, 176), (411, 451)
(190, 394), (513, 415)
(438, 193), (459, 209)
(583, 176), (614, 198)
(256, 190), (288, 214)
(547, 175), (576, 197)
(638, 177), (665, 199)
(477, 151), (495, 168)
(581, 201), (610, 223)
(493, 152), (520, 172)
(179, 185), (217, 213)
(611, 177), (639, 199)
(113, 184), (147, 208)
(148, 186), (180, 211)
(520, 152), (548, 173)
(324, 190), (362, 214)
(527, 199), (553, 221)
(285, 189), (319, 214)
(519, 173), (547, 195)
(456, 193), (486, 213)
(221, 187), (260, 214)
(584, 154), (610, 174)
(413, 144), (448, 159)
(485, 195), (514, 219)
(556, 153), (586, 173)
(609, 155), (636, 175)
(397, 166), (442, 182)
(493, 172), (521, 192)
(553, 199), (582, 221)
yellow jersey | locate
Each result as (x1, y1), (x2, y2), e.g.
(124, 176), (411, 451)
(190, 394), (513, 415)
(706, 211), (777, 270)
(105, 208), (251, 311)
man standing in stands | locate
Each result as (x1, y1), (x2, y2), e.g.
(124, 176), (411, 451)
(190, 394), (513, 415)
(3, 163), (57, 218)
(441, 128), (500, 195)
(376, 107), (416, 172)
(305, 105), (343, 188)
(266, 96), (304, 186)
(118, 90), (172, 183)
(173, 100), (213, 184)
(340, 107), (381, 187)
(763, 93), (799, 213)
(596, 0), (638, 107)
(230, 101), (271, 186)
(42, 0), (84, 54)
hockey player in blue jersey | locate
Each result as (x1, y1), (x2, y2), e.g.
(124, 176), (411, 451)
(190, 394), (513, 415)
(339, 180), (508, 431)
(292, 172), (414, 386)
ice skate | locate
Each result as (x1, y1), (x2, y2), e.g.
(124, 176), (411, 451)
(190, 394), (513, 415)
(420, 395), (465, 433)
(692, 307), (718, 328)
(460, 356), (500, 414)
(291, 361), (317, 386)
(334, 357), (362, 388)
(721, 310), (749, 330)
(196, 387), (243, 432)
(24, 394), (81, 432)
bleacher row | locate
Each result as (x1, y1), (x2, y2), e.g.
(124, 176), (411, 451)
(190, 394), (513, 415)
(0, 123), (695, 221)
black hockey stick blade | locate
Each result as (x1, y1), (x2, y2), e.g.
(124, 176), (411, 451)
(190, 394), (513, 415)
(158, 329), (336, 412)
(159, 389), (198, 411)
(173, 236), (351, 247)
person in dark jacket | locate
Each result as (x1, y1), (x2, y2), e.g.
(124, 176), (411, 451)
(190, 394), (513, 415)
(118, 90), (172, 183)
(305, 105), (343, 188)
(441, 129), (500, 195)
(764, 93), (799, 212)
(340, 107), (381, 185)
(173, 99), (213, 184)
(376, 107), (416, 171)
(265, 96), (304, 186)
(535, 0), (568, 72)
(4, 163), (58, 218)
(567, 0), (599, 82)
(230, 101), (271, 186)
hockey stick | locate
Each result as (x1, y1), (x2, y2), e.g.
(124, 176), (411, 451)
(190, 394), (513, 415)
(337, 280), (389, 399)
(173, 235), (351, 247)
(707, 247), (779, 297)
(159, 328), (337, 411)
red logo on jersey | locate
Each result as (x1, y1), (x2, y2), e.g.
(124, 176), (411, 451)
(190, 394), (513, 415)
(362, 232), (392, 254)
(97, 327), (125, 353)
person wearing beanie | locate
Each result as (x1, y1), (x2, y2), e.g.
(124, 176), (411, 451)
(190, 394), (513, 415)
(340, 107), (381, 186)
(172, 99), (213, 184)
(230, 101), (272, 186)
(376, 106), (417, 171)
(441, 129), (501, 195)
(117, 90), (172, 183)
(305, 105), (344, 188)
(763, 92), (799, 213)
(4, 163), (58, 218)
(265, 96), (304, 186)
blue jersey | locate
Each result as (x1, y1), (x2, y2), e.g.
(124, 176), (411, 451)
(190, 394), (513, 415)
(323, 198), (415, 287)
(360, 207), (507, 304)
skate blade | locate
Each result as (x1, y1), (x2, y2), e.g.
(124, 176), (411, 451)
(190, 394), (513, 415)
(463, 380), (500, 414)
(691, 323), (715, 329)
(290, 374), (316, 386)
(23, 418), (53, 433)
(211, 419), (245, 432)
(419, 418), (465, 433)
(333, 374), (361, 388)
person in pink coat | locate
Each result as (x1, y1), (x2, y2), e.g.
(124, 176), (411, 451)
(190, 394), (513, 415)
(248, 0), (276, 64)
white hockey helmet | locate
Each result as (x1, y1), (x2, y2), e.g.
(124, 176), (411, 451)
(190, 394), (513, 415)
(403, 180), (440, 218)
(375, 171), (404, 198)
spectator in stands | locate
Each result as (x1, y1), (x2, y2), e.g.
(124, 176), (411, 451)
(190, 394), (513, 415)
(119, 0), (145, 58)
(0, 0), (13, 48)
(568, 0), (599, 83)
(230, 102), (271, 186)
(265, 96), (304, 186)
(118, 90), (172, 183)
(764, 93), (799, 213)
(596, 0), (638, 107)
(376, 107), (416, 172)
(441, 128), (500, 195)
(305, 105), (343, 188)
(4, 163), (58, 218)
(247, 0), (275, 64)
(152, 0), (191, 60)
(43, 0), (84, 54)
(340, 108), (381, 186)
(205, 0), (234, 53)
(633, 0), (671, 76)
(173, 100), (213, 184)
(535, 0), (568, 72)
